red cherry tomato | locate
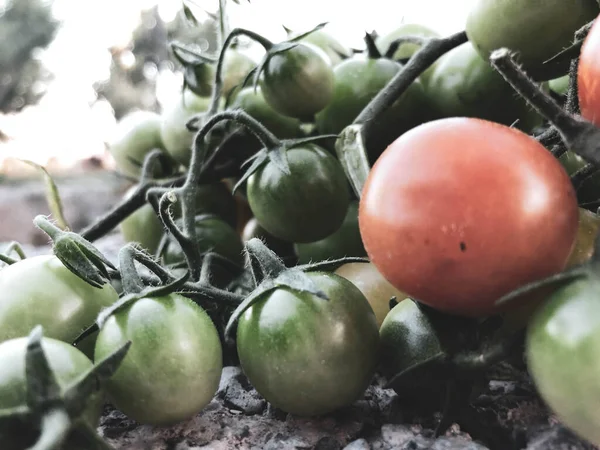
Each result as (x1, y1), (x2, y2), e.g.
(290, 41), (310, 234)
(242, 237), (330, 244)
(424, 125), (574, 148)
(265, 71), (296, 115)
(359, 117), (579, 317)
(578, 15), (600, 126)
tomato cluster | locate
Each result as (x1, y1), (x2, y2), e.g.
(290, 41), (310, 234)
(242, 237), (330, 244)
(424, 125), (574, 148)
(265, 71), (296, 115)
(6, 1), (600, 448)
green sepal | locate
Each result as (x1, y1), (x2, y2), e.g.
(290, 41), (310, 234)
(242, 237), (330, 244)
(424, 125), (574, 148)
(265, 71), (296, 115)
(25, 326), (62, 412)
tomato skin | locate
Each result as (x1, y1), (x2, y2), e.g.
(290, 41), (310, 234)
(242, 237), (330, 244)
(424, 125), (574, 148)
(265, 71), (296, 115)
(0, 337), (102, 450)
(526, 276), (600, 446)
(120, 187), (165, 255)
(229, 87), (303, 139)
(376, 24), (440, 84)
(236, 271), (379, 416)
(260, 43), (335, 119)
(0, 255), (118, 357)
(162, 215), (244, 268)
(108, 111), (168, 179)
(247, 144), (350, 243)
(290, 29), (352, 67)
(242, 217), (295, 260)
(335, 262), (407, 328)
(379, 299), (443, 381)
(579, 17), (600, 127)
(94, 294), (223, 425)
(294, 202), (366, 264)
(222, 50), (256, 98)
(426, 42), (543, 132)
(466, 0), (599, 80)
(160, 89), (212, 166)
(360, 118), (579, 317)
(315, 56), (430, 162)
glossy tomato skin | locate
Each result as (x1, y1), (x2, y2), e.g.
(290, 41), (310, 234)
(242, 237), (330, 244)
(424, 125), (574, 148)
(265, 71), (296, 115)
(242, 217), (295, 261)
(0, 255), (118, 357)
(230, 87), (303, 139)
(294, 201), (366, 264)
(376, 24), (440, 84)
(526, 276), (600, 446)
(290, 29), (352, 67)
(108, 111), (168, 179)
(162, 215), (244, 268)
(427, 42), (544, 132)
(335, 262), (408, 328)
(120, 187), (165, 255)
(160, 89), (212, 166)
(466, 0), (599, 80)
(236, 271), (379, 416)
(260, 43), (335, 119)
(379, 299), (444, 381)
(0, 337), (102, 450)
(247, 144), (350, 243)
(94, 294), (223, 425)
(579, 17), (600, 127)
(360, 118), (579, 317)
(315, 56), (430, 162)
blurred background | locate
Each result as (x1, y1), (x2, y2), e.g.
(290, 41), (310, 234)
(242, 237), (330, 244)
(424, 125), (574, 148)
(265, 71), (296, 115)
(0, 0), (475, 244)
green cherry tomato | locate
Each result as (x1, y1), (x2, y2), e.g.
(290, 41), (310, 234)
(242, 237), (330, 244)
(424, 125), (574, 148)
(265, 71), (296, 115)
(242, 217), (295, 261)
(230, 87), (303, 139)
(161, 215), (244, 268)
(379, 299), (444, 384)
(567, 208), (600, 267)
(222, 50), (256, 98)
(247, 143), (350, 243)
(94, 294), (223, 425)
(108, 111), (168, 179)
(294, 202), (366, 264)
(0, 337), (102, 450)
(0, 255), (118, 357)
(160, 88), (212, 166)
(376, 23), (440, 84)
(559, 151), (600, 203)
(288, 29), (352, 67)
(236, 271), (379, 416)
(466, 0), (600, 80)
(169, 182), (238, 228)
(426, 42), (544, 132)
(260, 43), (335, 119)
(549, 75), (570, 96)
(335, 262), (408, 328)
(526, 275), (600, 446)
(315, 55), (430, 162)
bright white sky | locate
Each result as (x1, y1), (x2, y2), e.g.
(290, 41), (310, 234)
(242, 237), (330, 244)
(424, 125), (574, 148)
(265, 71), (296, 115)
(0, 0), (477, 170)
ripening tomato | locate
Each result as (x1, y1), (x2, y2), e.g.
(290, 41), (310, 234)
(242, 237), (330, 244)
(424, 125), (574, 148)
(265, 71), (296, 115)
(359, 118), (579, 317)
(579, 15), (600, 127)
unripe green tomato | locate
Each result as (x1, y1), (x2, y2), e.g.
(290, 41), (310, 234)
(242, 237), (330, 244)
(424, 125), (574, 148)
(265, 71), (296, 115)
(376, 24), (440, 84)
(119, 187), (165, 255)
(0, 255), (118, 359)
(0, 337), (102, 450)
(288, 29), (352, 67)
(426, 42), (544, 132)
(294, 202), (366, 264)
(260, 43), (335, 119)
(315, 56), (430, 162)
(466, 0), (600, 80)
(549, 75), (570, 96)
(242, 217), (295, 260)
(160, 89), (212, 167)
(229, 87), (303, 139)
(108, 111), (168, 179)
(222, 50), (256, 98)
(236, 272), (379, 416)
(94, 294), (223, 425)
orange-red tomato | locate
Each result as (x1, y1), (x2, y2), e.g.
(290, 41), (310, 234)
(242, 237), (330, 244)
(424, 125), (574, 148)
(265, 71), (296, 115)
(359, 118), (579, 317)
(579, 16), (600, 126)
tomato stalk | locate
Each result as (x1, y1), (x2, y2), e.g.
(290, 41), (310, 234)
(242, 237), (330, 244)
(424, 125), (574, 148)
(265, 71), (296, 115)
(118, 244), (172, 295)
(490, 49), (600, 167)
(336, 30), (468, 197)
(364, 32), (382, 59)
(383, 35), (432, 60)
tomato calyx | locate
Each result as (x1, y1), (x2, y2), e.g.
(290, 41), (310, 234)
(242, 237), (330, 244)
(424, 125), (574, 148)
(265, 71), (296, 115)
(335, 30), (468, 197)
(0, 326), (130, 450)
(223, 238), (368, 343)
(171, 41), (217, 98)
(33, 215), (115, 289)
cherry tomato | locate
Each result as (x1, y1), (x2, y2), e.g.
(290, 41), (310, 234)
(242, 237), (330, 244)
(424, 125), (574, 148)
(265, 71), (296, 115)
(222, 50), (256, 98)
(335, 262), (408, 328)
(579, 15), (600, 127)
(94, 294), (223, 425)
(359, 117), (579, 317)
(236, 271), (379, 416)
(0, 255), (118, 357)
(288, 28), (352, 67)
(247, 143), (350, 243)
(467, 0), (599, 80)
(242, 217), (295, 261)
(526, 274), (600, 446)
